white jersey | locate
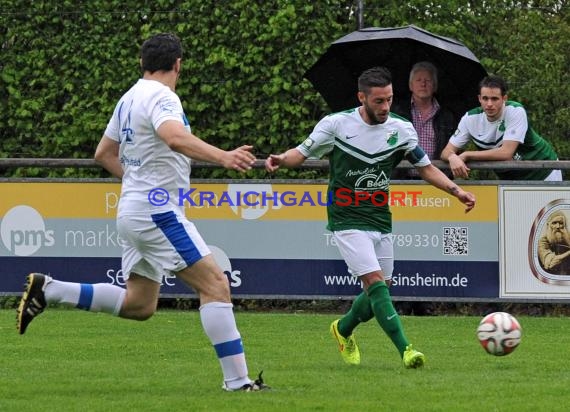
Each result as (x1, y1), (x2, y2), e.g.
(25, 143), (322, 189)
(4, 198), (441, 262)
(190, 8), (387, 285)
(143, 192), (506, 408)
(104, 79), (191, 215)
(450, 103), (528, 149)
(450, 101), (558, 180)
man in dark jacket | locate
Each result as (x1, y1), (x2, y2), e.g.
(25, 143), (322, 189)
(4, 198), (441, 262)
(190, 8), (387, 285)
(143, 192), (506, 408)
(392, 61), (457, 180)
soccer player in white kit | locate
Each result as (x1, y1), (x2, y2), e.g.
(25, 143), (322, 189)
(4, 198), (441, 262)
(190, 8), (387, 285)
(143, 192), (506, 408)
(17, 33), (268, 391)
(441, 75), (561, 181)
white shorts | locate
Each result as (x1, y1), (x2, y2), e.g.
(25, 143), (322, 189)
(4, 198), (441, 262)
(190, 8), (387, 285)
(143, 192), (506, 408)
(117, 210), (211, 283)
(333, 229), (394, 280)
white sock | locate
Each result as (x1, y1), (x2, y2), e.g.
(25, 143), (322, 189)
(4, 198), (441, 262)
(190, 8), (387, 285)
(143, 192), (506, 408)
(44, 279), (125, 316)
(199, 302), (250, 389)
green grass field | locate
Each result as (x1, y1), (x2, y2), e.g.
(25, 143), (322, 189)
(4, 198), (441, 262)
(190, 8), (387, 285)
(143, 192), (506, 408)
(1, 309), (569, 411)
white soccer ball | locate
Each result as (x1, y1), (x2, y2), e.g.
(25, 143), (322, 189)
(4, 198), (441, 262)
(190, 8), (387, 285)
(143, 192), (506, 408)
(476, 312), (522, 356)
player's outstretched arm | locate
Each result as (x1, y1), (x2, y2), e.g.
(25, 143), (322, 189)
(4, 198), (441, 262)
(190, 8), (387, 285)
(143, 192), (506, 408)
(265, 148), (307, 172)
(157, 120), (255, 172)
(417, 164), (476, 213)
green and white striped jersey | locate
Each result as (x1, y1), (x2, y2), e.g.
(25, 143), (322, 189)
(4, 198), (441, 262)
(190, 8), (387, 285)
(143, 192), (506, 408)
(297, 108), (430, 233)
(450, 101), (558, 180)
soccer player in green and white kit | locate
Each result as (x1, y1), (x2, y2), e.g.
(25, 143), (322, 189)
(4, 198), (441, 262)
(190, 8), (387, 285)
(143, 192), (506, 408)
(441, 75), (561, 181)
(265, 66), (476, 368)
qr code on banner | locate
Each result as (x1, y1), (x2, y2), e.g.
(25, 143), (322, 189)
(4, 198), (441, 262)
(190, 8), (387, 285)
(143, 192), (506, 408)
(443, 227), (468, 256)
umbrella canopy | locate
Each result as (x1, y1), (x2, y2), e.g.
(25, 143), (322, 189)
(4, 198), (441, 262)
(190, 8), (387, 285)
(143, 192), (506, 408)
(304, 25), (488, 118)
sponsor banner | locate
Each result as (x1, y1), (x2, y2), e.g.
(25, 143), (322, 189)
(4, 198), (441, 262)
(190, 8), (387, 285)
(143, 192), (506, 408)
(0, 184), (497, 260)
(0, 256), (497, 299)
(0, 182), (498, 299)
(0, 216), (496, 262)
(500, 187), (570, 298)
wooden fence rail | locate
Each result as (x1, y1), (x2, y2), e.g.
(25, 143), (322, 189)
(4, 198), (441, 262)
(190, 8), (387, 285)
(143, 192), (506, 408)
(1, 158), (569, 171)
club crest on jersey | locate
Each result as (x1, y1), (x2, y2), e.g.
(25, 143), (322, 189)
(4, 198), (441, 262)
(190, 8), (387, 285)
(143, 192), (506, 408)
(302, 138), (314, 149)
(387, 131), (398, 146)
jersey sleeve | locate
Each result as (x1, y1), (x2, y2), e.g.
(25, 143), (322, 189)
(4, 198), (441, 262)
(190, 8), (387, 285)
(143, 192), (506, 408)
(448, 113), (473, 148)
(296, 115), (336, 159)
(149, 89), (186, 131)
(103, 100), (123, 142)
(502, 105), (528, 143)
(405, 145), (430, 167)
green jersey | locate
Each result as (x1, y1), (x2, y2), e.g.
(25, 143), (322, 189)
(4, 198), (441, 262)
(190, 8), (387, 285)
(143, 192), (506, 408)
(450, 101), (558, 180)
(297, 108), (430, 233)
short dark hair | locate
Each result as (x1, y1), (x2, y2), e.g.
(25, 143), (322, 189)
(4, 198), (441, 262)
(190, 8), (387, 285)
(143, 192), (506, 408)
(358, 66), (392, 94)
(140, 33), (183, 73)
(479, 75), (508, 96)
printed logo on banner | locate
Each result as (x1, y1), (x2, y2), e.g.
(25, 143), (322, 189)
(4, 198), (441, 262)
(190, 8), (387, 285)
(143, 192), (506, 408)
(0, 205), (54, 256)
(528, 199), (570, 285)
(226, 183), (281, 220)
(209, 245), (242, 287)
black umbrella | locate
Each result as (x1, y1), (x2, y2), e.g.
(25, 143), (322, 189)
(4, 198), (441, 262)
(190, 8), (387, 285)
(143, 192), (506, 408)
(304, 25), (488, 118)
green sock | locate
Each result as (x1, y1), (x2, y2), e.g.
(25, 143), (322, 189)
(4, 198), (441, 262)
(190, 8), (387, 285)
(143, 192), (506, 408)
(367, 281), (409, 357)
(338, 291), (374, 337)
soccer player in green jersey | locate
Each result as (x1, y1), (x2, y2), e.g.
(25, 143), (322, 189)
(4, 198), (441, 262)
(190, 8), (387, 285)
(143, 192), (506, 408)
(265, 66), (476, 368)
(441, 75), (561, 181)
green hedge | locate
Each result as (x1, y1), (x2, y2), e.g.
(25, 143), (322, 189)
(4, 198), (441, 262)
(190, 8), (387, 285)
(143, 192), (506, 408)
(1, 1), (568, 178)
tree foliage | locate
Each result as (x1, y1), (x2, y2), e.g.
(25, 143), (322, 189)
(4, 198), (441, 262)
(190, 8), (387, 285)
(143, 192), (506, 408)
(0, 0), (568, 178)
